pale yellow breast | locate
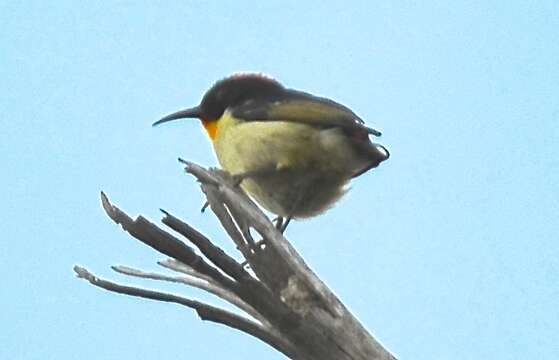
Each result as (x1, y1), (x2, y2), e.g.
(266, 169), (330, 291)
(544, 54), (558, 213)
(212, 110), (321, 175)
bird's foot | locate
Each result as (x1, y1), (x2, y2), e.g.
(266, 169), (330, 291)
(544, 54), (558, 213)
(280, 216), (292, 233)
(273, 216), (292, 233)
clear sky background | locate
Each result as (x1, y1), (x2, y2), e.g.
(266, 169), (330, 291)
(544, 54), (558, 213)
(2, 1), (558, 359)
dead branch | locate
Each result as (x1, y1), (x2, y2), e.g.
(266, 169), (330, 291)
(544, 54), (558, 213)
(75, 161), (396, 360)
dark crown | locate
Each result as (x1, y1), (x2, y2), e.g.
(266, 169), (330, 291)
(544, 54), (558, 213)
(200, 73), (285, 120)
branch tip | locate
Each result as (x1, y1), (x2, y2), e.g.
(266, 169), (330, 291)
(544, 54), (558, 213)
(74, 265), (95, 282)
(177, 157), (191, 166)
(111, 265), (132, 274)
(100, 191), (112, 214)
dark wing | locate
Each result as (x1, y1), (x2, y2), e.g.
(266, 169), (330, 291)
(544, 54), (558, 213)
(231, 90), (382, 137)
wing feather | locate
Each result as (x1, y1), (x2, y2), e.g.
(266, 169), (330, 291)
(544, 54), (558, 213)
(231, 91), (382, 137)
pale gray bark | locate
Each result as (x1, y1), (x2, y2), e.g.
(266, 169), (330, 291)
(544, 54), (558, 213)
(75, 161), (397, 360)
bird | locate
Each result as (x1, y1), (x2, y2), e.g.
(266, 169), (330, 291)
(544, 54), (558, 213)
(154, 73), (389, 231)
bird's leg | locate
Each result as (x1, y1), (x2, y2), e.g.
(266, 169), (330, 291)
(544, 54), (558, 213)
(274, 216), (284, 230)
(279, 188), (306, 233)
(280, 216), (292, 233)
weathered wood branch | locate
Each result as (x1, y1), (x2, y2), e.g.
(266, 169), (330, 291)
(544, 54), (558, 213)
(75, 161), (396, 360)
(74, 266), (297, 358)
(111, 264), (266, 325)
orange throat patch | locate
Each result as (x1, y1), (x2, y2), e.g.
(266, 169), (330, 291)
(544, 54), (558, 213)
(201, 119), (218, 140)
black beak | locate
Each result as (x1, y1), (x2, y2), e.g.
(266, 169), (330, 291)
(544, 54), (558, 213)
(153, 106), (202, 126)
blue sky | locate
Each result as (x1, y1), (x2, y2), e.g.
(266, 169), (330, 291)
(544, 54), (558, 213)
(2, 1), (558, 359)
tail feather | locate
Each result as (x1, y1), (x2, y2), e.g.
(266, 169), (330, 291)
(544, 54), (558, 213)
(352, 143), (390, 178)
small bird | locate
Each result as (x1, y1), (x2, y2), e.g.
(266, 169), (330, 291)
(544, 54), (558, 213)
(154, 73), (389, 230)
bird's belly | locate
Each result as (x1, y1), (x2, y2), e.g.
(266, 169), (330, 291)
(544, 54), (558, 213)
(249, 174), (349, 217)
(212, 118), (367, 218)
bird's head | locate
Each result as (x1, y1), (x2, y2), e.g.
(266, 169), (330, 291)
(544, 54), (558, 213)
(153, 73), (284, 138)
